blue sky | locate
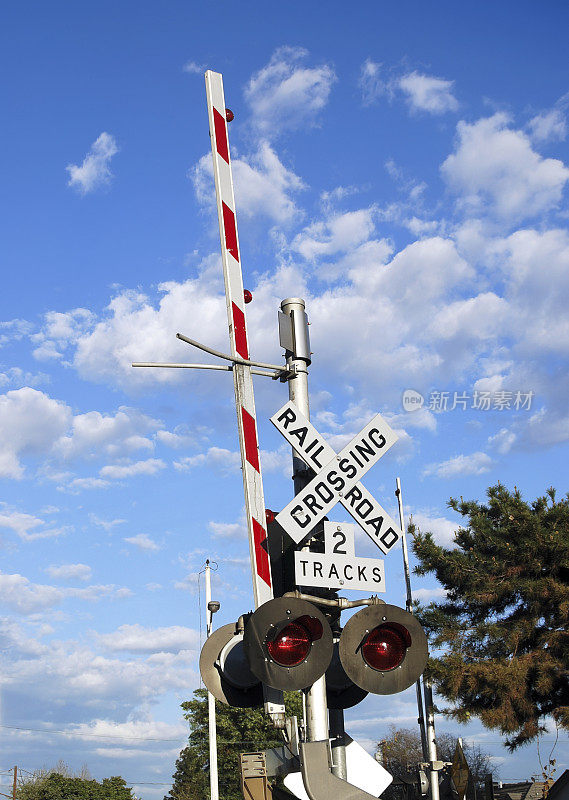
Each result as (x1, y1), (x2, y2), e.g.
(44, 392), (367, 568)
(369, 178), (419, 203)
(1, 1), (568, 796)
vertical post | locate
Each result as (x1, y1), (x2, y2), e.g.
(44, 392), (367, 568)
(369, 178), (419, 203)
(395, 478), (428, 762)
(329, 708), (347, 779)
(280, 298), (328, 744)
(205, 561), (219, 800)
(12, 766), (17, 800)
(424, 677), (440, 800)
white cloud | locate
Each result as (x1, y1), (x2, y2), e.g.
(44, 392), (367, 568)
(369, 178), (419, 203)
(97, 624), (198, 653)
(208, 520), (246, 540)
(410, 511), (459, 547)
(66, 132), (118, 194)
(528, 107), (567, 143)
(292, 207), (378, 261)
(182, 60), (204, 75)
(423, 451), (493, 478)
(441, 113), (569, 220)
(123, 534), (161, 552)
(398, 71), (458, 114)
(55, 407), (159, 462)
(0, 573), (131, 614)
(193, 142), (305, 225)
(359, 62), (458, 115)
(65, 477), (110, 492)
(359, 59), (386, 106)
(100, 458), (166, 480)
(245, 46), (336, 136)
(32, 308), (95, 361)
(173, 447), (240, 475)
(0, 388), (71, 479)
(412, 586), (447, 602)
(46, 563), (92, 582)
(90, 514), (127, 531)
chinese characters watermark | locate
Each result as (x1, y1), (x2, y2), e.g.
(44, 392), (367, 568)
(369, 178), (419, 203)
(402, 388), (534, 413)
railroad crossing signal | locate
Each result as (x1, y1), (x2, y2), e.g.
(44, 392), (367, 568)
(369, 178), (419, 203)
(271, 401), (403, 553)
(199, 598), (427, 699)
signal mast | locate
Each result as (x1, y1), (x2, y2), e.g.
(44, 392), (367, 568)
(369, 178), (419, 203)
(134, 70), (437, 800)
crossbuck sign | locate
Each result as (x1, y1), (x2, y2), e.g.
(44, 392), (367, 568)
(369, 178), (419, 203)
(271, 401), (403, 553)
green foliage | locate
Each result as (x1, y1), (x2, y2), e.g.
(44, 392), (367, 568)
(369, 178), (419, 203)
(411, 484), (569, 749)
(165, 689), (303, 800)
(17, 763), (135, 800)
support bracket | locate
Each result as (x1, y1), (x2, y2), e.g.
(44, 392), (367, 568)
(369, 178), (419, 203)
(299, 740), (382, 800)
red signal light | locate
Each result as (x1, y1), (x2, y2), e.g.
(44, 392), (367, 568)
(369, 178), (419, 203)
(267, 616), (323, 667)
(244, 289), (253, 304)
(265, 508), (276, 525)
(225, 108), (234, 122)
(362, 623), (411, 672)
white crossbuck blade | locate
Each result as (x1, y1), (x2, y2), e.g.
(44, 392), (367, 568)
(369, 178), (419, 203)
(271, 401), (403, 552)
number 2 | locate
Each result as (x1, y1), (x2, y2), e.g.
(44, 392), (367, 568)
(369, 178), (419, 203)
(332, 530), (347, 554)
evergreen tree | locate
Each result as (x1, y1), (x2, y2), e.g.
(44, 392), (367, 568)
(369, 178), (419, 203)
(411, 484), (569, 749)
(165, 689), (303, 800)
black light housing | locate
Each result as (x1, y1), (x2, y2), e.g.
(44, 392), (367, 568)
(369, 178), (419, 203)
(243, 597), (333, 691)
(339, 604), (428, 695)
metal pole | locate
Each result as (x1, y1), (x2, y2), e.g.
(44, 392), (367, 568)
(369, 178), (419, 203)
(280, 298), (329, 744)
(424, 677), (440, 800)
(12, 767), (16, 800)
(205, 561), (219, 800)
(329, 707), (347, 779)
(395, 478), (428, 762)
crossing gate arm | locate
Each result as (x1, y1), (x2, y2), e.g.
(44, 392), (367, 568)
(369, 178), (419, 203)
(205, 70), (273, 608)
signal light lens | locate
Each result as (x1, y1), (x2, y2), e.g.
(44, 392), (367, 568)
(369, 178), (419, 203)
(267, 616), (323, 667)
(362, 623), (411, 672)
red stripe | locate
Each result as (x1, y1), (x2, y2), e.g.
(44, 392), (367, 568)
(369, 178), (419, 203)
(241, 407), (260, 472)
(253, 517), (271, 588)
(232, 302), (249, 360)
(222, 202), (239, 262)
(213, 107), (229, 164)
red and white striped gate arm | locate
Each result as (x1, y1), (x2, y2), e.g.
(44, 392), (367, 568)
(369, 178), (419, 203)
(205, 70), (273, 608)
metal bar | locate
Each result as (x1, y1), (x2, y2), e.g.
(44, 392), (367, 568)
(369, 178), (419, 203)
(424, 677), (441, 800)
(395, 478), (428, 763)
(205, 561), (219, 800)
(176, 332), (285, 371)
(132, 362), (282, 378)
(329, 708), (347, 780)
(205, 70), (273, 608)
(280, 297), (329, 744)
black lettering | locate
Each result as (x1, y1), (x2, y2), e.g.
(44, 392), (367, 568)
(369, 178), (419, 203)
(372, 566), (382, 583)
(380, 527), (399, 550)
(304, 494), (322, 515)
(355, 439), (375, 462)
(357, 565), (368, 581)
(326, 470), (345, 493)
(332, 530), (347, 554)
(356, 499), (373, 519)
(344, 486), (362, 507)
(292, 505), (311, 529)
(315, 481), (334, 504)
(349, 448), (363, 468)
(368, 428), (386, 450)
(338, 458), (357, 479)
(311, 445), (324, 469)
(305, 438), (319, 452)
(313, 561), (323, 578)
(343, 564), (353, 580)
(329, 564), (340, 580)
(299, 559), (308, 577)
(278, 408), (297, 428)
(290, 426), (307, 446)
(367, 515), (384, 536)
